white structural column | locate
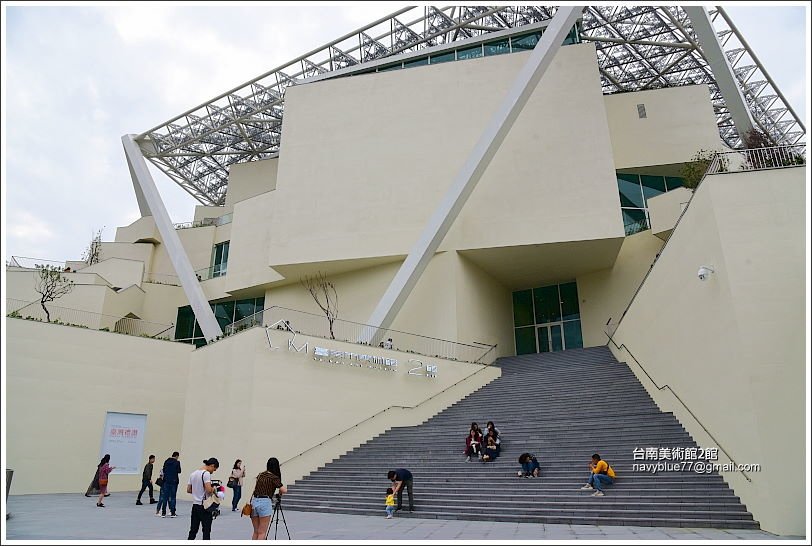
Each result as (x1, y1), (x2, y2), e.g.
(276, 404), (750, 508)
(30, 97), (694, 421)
(363, 6), (584, 342)
(122, 134), (223, 342)
(683, 6), (755, 142)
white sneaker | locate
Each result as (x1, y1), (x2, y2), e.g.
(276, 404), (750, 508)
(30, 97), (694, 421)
(591, 490), (604, 497)
(580, 484), (593, 490)
(386, 515), (393, 519)
(466, 456), (471, 462)
(517, 471), (523, 478)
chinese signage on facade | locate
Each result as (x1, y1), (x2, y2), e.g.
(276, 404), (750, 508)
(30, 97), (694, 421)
(100, 412), (147, 474)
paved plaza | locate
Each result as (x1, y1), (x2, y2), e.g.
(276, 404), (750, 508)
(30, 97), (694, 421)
(4, 492), (803, 542)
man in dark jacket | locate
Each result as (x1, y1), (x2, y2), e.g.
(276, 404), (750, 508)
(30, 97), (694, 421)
(136, 454), (157, 505)
(387, 468), (414, 512)
(156, 451), (182, 517)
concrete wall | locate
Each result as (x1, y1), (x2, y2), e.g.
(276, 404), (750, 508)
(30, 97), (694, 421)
(578, 231), (664, 347)
(648, 187), (693, 240)
(225, 158), (278, 207)
(608, 167), (806, 535)
(179, 327), (500, 486)
(5, 320), (193, 494)
(604, 85), (723, 169)
(80, 257), (145, 290)
(4, 320), (498, 497)
(271, 43), (623, 270)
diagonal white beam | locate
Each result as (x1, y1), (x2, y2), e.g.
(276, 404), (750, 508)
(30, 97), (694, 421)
(363, 6), (584, 342)
(122, 134), (223, 342)
(683, 6), (754, 143)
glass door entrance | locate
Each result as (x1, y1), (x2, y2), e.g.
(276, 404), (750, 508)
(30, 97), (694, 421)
(512, 281), (584, 355)
(536, 323), (564, 353)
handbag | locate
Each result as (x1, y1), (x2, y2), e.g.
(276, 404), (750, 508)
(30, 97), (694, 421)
(227, 476), (237, 488)
(241, 497), (253, 517)
(98, 478), (109, 487)
(155, 476), (164, 487)
(201, 473), (221, 518)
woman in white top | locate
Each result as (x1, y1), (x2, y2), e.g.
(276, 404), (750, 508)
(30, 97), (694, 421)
(230, 459), (246, 512)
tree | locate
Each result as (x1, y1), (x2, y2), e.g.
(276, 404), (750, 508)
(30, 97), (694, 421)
(82, 228), (104, 265)
(301, 271), (338, 340)
(34, 265), (74, 323)
(680, 149), (724, 190)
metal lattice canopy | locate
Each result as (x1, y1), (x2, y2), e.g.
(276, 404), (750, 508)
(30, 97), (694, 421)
(135, 5), (806, 206)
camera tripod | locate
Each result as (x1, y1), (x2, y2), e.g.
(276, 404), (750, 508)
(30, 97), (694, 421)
(264, 494), (291, 540)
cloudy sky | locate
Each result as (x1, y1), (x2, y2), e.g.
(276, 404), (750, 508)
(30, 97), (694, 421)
(1, 3), (808, 267)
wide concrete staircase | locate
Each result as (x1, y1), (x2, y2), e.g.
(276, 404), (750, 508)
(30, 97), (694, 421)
(281, 347), (758, 528)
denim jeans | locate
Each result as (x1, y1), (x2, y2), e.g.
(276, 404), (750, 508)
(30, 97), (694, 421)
(385, 505), (396, 517)
(156, 486), (168, 514)
(522, 460), (540, 476)
(231, 484), (242, 511)
(588, 473), (613, 491)
(158, 482), (178, 514)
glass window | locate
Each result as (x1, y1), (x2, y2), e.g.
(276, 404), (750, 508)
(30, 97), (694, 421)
(484, 39), (510, 56)
(559, 282), (580, 321)
(563, 320), (583, 349)
(212, 241), (229, 278)
(536, 326), (550, 353)
(379, 63), (402, 72)
(550, 324), (563, 352)
(213, 301), (235, 331)
(175, 305), (195, 341)
(515, 327), (536, 355)
(511, 32), (540, 51)
(430, 51), (455, 64)
(512, 290), (534, 327)
(562, 25), (580, 45)
(641, 175), (666, 205)
(665, 176), (684, 191)
(457, 45), (483, 60)
(235, 299), (256, 323)
(617, 174), (644, 208)
(404, 57), (428, 68)
(533, 285), (561, 324)
(622, 208), (649, 235)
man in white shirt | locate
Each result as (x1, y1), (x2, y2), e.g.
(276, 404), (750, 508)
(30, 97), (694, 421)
(186, 457), (219, 540)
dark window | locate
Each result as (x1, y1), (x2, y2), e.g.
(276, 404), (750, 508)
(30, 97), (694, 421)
(512, 290), (534, 327)
(637, 104), (647, 118)
(457, 45), (483, 60)
(511, 32), (541, 51)
(484, 39), (510, 56)
(533, 285), (561, 324)
(515, 327), (536, 355)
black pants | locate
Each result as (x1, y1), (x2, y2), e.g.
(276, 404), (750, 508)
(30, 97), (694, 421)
(188, 504), (212, 540)
(137, 479), (154, 501)
(396, 479), (414, 510)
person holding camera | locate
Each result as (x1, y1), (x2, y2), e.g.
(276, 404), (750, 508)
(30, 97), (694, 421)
(580, 453), (616, 496)
(249, 457), (288, 540)
(187, 457), (220, 540)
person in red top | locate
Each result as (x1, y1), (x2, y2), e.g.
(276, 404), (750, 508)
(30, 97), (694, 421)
(96, 454), (116, 507)
(464, 427), (483, 462)
(580, 453), (616, 496)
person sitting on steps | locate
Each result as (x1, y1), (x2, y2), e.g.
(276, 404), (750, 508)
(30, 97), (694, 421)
(580, 453), (616, 496)
(481, 436), (499, 462)
(464, 426), (483, 462)
(518, 453), (540, 478)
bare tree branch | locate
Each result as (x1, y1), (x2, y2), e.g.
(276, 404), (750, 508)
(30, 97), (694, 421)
(34, 265), (74, 322)
(301, 271), (338, 339)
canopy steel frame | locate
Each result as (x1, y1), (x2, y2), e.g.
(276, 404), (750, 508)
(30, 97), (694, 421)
(133, 5), (805, 206)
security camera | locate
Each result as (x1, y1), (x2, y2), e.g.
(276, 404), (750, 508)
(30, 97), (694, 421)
(697, 266), (714, 281)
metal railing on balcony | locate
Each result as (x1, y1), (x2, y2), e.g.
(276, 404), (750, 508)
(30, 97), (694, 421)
(223, 305), (498, 365)
(6, 298), (174, 339)
(707, 144), (806, 175)
(143, 262), (227, 285)
(6, 256), (68, 270)
(173, 213), (233, 230)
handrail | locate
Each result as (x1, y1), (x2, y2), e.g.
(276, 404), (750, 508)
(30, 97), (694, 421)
(280, 362), (498, 467)
(6, 298), (174, 339)
(707, 144), (806, 175)
(224, 305), (498, 364)
(7, 256), (67, 269)
(605, 332), (751, 483)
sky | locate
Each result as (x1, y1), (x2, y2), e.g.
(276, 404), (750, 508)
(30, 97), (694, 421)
(1, 3), (809, 267)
